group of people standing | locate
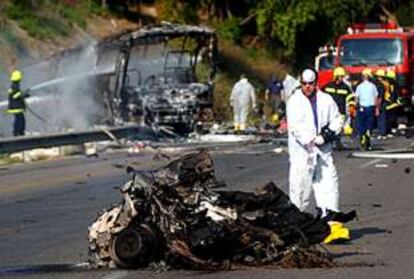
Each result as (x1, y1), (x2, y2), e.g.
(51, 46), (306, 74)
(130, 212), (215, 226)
(322, 67), (400, 151)
(230, 67), (401, 243)
(270, 66), (398, 243)
(229, 70), (350, 243)
(229, 66), (400, 152)
(229, 73), (295, 134)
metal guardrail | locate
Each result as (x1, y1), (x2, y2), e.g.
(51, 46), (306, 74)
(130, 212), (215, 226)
(0, 125), (160, 154)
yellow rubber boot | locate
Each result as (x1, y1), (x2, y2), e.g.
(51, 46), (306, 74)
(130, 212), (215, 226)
(239, 123), (246, 132)
(271, 113), (280, 126)
(343, 124), (353, 136)
(323, 221), (350, 244)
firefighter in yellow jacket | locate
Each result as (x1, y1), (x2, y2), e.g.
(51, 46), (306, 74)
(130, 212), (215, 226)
(322, 67), (354, 146)
(7, 70), (27, 136)
(377, 70), (400, 138)
(322, 67), (353, 116)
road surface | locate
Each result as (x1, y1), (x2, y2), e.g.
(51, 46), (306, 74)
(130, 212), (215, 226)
(0, 137), (413, 278)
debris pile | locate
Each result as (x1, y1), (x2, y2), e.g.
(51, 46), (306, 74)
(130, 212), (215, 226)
(88, 149), (333, 270)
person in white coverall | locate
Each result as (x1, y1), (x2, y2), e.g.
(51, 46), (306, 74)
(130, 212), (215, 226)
(287, 68), (350, 243)
(282, 73), (300, 102)
(230, 74), (256, 132)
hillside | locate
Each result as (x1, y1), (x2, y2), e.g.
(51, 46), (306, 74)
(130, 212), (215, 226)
(0, 1), (141, 75)
(0, 1), (292, 122)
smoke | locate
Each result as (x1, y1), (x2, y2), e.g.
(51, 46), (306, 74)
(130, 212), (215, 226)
(0, 38), (109, 136)
(29, 40), (109, 132)
(0, 37), (196, 137)
(30, 75), (105, 132)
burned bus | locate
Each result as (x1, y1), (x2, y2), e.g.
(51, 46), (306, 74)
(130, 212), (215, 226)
(97, 23), (218, 133)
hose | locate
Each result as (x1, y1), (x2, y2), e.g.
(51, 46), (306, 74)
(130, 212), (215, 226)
(26, 106), (48, 123)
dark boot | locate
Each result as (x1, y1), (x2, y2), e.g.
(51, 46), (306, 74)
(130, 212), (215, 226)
(359, 135), (366, 150)
(334, 138), (345, 151)
(365, 132), (372, 151)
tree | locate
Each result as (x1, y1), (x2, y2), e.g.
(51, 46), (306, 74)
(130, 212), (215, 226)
(255, 0), (379, 57)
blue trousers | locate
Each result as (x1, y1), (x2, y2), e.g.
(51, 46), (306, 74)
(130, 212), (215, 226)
(357, 106), (375, 136)
(13, 113), (25, 136)
(377, 108), (387, 136)
(378, 105), (397, 136)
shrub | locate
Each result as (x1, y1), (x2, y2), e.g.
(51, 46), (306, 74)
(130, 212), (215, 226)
(4, 0), (104, 38)
(214, 17), (242, 43)
(58, 4), (87, 28)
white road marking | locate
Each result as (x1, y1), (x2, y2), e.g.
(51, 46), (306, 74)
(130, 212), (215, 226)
(101, 271), (129, 279)
(359, 158), (383, 169)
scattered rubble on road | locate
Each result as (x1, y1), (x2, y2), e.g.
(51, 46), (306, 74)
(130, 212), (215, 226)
(88, 149), (335, 270)
(0, 122), (287, 164)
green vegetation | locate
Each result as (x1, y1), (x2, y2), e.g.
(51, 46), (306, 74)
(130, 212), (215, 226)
(2, 0), (412, 66)
(154, 0), (413, 120)
(212, 39), (288, 122)
(2, 0), (103, 39)
(0, 154), (22, 165)
(157, 0), (413, 69)
(213, 72), (234, 122)
(0, 27), (27, 58)
(213, 17), (242, 42)
(396, 1), (414, 26)
(1, 0), (414, 122)
(1, 1), (412, 60)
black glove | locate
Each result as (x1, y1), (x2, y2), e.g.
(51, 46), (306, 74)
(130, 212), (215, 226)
(320, 125), (338, 144)
(23, 88), (31, 98)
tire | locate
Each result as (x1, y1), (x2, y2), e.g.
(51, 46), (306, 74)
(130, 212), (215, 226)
(109, 223), (161, 268)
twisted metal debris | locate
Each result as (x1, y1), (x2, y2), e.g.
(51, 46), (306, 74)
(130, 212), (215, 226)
(88, 149), (333, 269)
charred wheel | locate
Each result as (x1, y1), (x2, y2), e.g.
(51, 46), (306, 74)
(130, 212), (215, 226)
(109, 223), (161, 268)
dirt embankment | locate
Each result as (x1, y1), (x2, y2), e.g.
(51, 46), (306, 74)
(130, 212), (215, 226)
(0, 4), (290, 122)
(0, 16), (139, 74)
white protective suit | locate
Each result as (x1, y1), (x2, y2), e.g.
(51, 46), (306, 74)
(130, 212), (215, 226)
(282, 74), (300, 102)
(287, 88), (343, 216)
(230, 78), (256, 130)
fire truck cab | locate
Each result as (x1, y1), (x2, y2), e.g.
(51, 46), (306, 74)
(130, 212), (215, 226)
(315, 45), (336, 88)
(336, 22), (414, 117)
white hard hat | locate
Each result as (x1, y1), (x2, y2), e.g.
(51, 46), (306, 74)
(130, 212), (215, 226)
(301, 69), (316, 83)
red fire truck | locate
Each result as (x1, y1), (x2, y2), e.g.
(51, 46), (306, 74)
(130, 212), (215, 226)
(335, 22), (414, 117)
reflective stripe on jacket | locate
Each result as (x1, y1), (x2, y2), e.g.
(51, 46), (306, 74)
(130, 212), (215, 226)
(322, 81), (353, 115)
(6, 108), (24, 114)
(8, 82), (25, 113)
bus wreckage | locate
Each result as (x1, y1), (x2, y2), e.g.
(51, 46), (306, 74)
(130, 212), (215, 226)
(88, 150), (355, 270)
(98, 23), (217, 133)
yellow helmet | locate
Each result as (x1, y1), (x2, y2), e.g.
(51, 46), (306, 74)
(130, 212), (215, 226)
(333, 67), (346, 78)
(386, 70), (396, 80)
(362, 68), (372, 77)
(375, 69), (386, 77)
(271, 113), (280, 125)
(343, 124), (353, 136)
(10, 70), (22, 82)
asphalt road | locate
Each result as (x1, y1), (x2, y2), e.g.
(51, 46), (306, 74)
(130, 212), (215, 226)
(0, 137), (413, 279)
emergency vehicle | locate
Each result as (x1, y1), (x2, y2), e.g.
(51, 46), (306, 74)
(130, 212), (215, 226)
(315, 45), (336, 87)
(335, 22), (414, 116)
